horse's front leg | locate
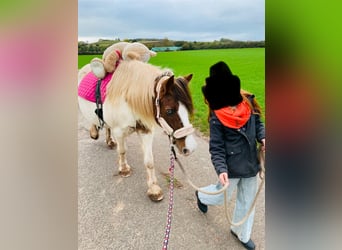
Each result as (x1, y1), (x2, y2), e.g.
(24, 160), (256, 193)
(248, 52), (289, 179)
(115, 135), (131, 177)
(140, 132), (163, 201)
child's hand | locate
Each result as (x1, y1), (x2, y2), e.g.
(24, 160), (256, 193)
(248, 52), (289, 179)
(261, 138), (266, 152)
(219, 172), (229, 186)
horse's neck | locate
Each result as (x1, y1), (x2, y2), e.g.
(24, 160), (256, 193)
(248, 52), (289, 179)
(106, 61), (160, 129)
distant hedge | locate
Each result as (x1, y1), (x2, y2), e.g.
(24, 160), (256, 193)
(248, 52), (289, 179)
(78, 38), (264, 55)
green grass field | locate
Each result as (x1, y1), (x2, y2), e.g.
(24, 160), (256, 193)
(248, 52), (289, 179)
(78, 48), (265, 135)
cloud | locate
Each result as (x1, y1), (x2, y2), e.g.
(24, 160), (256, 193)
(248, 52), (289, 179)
(78, 0), (264, 42)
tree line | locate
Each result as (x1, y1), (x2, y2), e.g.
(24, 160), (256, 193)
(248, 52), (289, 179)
(78, 38), (265, 55)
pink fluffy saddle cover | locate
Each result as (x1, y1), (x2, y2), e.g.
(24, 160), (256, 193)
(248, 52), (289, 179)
(78, 72), (113, 103)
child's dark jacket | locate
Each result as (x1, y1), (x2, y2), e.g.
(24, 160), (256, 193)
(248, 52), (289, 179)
(209, 96), (265, 178)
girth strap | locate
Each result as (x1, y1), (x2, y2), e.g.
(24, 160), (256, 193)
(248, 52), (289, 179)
(95, 78), (105, 129)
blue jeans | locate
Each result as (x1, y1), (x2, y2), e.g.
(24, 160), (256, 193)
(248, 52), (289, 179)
(198, 176), (258, 243)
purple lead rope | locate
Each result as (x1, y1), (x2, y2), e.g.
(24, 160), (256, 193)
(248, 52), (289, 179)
(162, 146), (175, 250)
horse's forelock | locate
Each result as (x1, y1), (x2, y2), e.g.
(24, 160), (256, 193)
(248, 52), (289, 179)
(174, 77), (194, 115)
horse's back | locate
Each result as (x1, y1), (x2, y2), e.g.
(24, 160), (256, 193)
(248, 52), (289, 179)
(109, 60), (160, 88)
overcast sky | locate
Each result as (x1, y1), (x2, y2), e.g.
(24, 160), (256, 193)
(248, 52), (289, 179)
(78, 0), (264, 43)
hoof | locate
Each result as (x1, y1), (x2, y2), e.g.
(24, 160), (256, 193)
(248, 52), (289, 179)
(106, 140), (117, 149)
(147, 184), (164, 201)
(90, 125), (99, 140)
(90, 133), (99, 140)
(119, 169), (131, 177)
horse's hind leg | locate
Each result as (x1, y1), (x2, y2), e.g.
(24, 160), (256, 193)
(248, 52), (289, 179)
(89, 124), (99, 140)
(140, 132), (163, 201)
(115, 135), (132, 177)
(105, 126), (116, 149)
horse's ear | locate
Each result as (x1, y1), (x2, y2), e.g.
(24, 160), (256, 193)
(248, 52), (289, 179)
(159, 75), (174, 97)
(184, 74), (193, 83)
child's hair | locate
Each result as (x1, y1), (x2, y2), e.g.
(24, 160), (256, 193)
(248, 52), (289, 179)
(241, 89), (263, 116)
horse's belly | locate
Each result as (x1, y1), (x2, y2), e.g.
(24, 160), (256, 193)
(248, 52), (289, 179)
(103, 100), (136, 129)
(79, 95), (139, 134)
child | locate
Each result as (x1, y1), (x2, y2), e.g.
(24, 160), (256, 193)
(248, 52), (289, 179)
(196, 61), (265, 250)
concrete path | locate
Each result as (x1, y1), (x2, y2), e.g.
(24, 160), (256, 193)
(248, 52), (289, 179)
(78, 110), (265, 250)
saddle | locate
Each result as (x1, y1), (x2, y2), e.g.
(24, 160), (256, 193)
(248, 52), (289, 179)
(78, 71), (113, 103)
(78, 71), (113, 127)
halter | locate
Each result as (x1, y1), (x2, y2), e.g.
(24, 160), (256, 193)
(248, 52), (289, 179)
(154, 72), (195, 140)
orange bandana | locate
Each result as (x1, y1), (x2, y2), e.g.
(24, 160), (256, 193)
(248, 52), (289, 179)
(214, 100), (252, 129)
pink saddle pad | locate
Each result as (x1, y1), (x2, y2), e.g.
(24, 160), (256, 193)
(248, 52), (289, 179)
(78, 72), (113, 102)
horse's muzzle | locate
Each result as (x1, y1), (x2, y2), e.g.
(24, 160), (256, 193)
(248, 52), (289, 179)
(181, 134), (197, 156)
(182, 148), (190, 156)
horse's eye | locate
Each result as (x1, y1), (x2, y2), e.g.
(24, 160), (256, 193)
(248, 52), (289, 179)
(166, 108), (175, 115)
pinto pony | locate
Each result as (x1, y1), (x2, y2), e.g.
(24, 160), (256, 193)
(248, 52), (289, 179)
(78, 60), (197, 201)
